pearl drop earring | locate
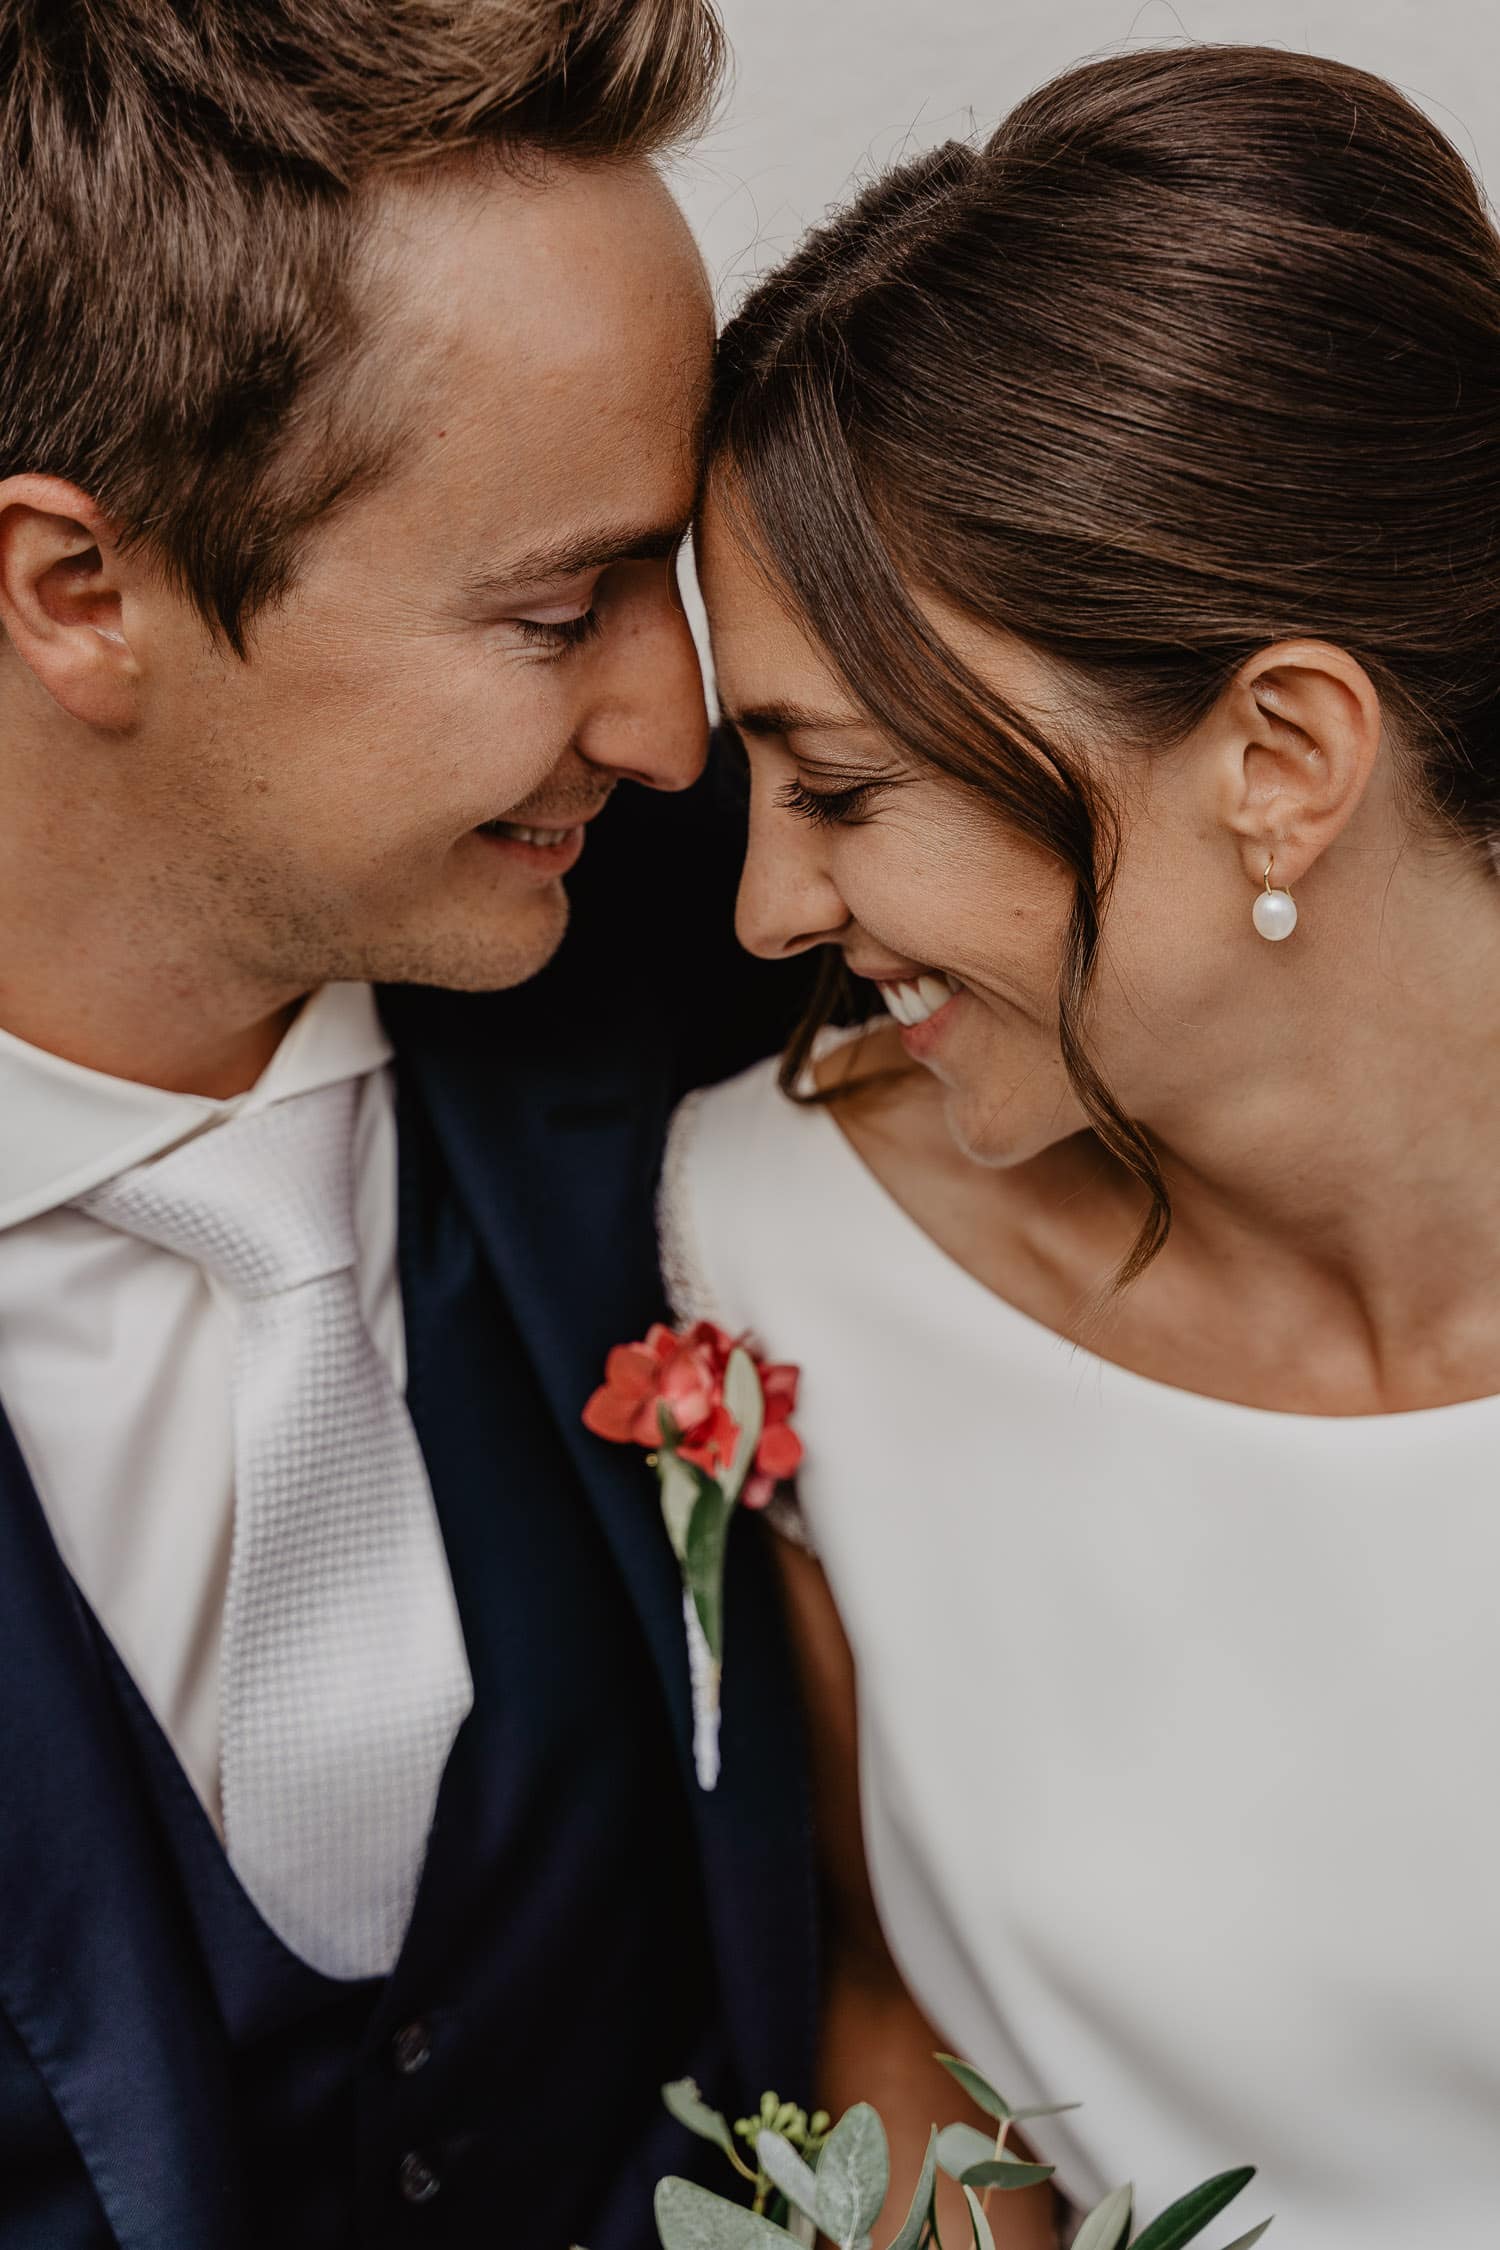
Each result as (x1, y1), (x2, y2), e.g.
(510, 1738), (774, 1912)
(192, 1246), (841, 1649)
(1252, 856), (1298, 942)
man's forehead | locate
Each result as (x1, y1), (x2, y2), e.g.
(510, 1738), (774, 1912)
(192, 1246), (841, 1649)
(371, 154), (712, 388)
(353, 158), (712, 568)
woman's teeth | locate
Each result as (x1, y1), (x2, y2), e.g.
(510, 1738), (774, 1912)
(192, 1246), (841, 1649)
(881, 972), (960, 1027)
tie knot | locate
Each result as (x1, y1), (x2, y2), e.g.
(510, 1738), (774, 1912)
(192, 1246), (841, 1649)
(79, 1077), (362, 1299)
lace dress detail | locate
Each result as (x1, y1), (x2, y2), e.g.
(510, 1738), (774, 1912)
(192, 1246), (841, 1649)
(658, 1086), (816, 1554)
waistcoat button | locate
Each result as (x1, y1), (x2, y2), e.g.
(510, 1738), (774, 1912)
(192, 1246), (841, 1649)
(398, 2152), (441, 2205)
(392, 2021), (433, 2076)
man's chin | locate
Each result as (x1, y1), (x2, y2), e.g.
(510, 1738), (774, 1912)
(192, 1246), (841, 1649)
(351, 888), (572, 995)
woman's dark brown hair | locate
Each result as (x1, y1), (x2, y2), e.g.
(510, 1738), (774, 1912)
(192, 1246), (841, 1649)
(708, 43), (1500, 1277)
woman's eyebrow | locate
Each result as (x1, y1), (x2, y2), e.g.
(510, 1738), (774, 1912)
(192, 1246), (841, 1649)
(724, 700), (868, 737)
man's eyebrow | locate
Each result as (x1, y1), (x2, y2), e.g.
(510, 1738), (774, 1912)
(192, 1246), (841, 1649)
(723, 701), (869, 738)
(465, 522), (687, 597)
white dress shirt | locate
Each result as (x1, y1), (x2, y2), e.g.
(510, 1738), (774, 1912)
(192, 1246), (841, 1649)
(0, 983), (402, 1831)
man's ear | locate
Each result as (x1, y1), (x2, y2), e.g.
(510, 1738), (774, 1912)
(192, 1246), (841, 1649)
(1212, 639), (1384, 888)
(0, 475), (143, 729)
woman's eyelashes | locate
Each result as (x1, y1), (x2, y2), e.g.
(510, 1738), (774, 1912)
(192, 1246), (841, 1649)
(775, 774), (889, 828)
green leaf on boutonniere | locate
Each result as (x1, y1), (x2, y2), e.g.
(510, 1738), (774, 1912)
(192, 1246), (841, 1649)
(683, 1473), (734, 1661)
(654, 2179), (797, 2248)
(661, 2080), (739, 2166)
(963, 2185), (996, 2250)
(935, 2056), (1012, 2121)
(722, 1346), (766, 1504)
(1129, 2168), (1256, 2250)
(814, 2103), (889, 2249)
(1070, 2184), (1133, 2250)
(1215, 2225), (1273, 2250)
(882, 2126), (938, 2250)
(658, 1450), (699, 1564)
(1009, 2100), (1082, 2123)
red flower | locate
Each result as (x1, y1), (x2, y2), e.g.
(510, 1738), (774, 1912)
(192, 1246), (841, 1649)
(583, 1320), (803, 1509)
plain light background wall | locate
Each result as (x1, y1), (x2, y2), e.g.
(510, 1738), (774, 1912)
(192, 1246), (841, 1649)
(669, 0), (1500, 309)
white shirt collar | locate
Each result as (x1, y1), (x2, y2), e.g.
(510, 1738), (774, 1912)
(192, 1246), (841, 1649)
(0, 982), (393, 1229)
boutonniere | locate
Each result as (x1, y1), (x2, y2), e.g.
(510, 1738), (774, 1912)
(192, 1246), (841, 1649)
(583, 1322), (803, 1790)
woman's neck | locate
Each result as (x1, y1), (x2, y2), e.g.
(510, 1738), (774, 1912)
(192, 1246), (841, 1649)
(1157, 878), (1500, 1314)
(838, 847), (1500, 1413)
(1109, 849), (1500, 1407)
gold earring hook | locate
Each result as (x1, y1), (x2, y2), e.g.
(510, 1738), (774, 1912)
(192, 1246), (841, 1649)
(1263, 856), (1276, 893)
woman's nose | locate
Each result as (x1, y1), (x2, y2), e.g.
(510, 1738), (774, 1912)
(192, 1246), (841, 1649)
(735, 795), (851, 961)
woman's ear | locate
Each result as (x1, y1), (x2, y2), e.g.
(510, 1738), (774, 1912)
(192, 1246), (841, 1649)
(1212, 639), (1384, 888)
(0, 475), (142, 729)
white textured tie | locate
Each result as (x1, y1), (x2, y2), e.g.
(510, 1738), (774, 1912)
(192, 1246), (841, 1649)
(80, 1078), (473, 1979)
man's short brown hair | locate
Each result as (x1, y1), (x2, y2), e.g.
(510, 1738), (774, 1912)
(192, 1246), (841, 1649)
(0, 0), (724, 649)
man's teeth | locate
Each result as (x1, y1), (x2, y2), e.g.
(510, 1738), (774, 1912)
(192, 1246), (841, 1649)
(882, 973), (960, 1027)
(486, 822), (573, 846)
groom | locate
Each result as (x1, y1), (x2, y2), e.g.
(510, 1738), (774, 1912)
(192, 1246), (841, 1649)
(0, 4), (817, 2245)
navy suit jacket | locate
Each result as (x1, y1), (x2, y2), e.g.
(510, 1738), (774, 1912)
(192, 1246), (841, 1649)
(0, 758), (821, 2246)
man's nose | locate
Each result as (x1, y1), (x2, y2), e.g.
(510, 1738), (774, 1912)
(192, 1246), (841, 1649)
(735, 791), (851, 962)
(574, 596), (709, 793)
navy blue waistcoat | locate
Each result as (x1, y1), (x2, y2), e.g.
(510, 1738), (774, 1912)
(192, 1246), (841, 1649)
(0, 779), (820, 2250)
(71, 1059), (727, 2249)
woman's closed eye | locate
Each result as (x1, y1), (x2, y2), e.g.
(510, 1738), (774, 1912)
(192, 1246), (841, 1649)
(775, 776), (886, 828)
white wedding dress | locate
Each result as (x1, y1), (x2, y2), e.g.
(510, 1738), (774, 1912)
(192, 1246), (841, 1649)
(661, 1034), (1500, 2249)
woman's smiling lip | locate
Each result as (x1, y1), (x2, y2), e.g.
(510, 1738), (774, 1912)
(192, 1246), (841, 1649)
(894, 986), (963, 1058)
(842, 957), (967, 1053)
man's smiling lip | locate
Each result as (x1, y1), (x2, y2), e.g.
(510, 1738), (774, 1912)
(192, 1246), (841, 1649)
(478, 796), (614, 834)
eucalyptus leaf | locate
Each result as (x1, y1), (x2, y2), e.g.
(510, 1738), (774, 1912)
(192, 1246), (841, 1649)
(1009, 2101), (1082, 2123)
(1130, 2168), (1256, 2250)
(654, 2179), (799, 2250)
(660, 2080), (737, 2166)
(958, 2159), (1056, 2191)
(1070, 2184), (1133, 2250)
(722, 1346), (766, 1503)
(658, 1452), (699, 1563)
(935, 2056), (1011, 2122)
(815, 2104), (891, 2249)
(683, 1477), (734, 1661)
(785, 2212), (817, 2250)
(883, 2127), (939, 2250)
(936, 2124), (996, 2182)
(963, 2186), (996, 2250)
(756, 2132), (820, 2225)
(1215, 2223), (1273, 2249)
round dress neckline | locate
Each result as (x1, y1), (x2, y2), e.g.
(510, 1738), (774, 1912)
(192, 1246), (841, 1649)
(794, 1024), (1500, 1433)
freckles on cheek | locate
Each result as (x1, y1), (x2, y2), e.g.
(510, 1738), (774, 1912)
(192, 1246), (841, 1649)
(943, 888), (1067, 1008)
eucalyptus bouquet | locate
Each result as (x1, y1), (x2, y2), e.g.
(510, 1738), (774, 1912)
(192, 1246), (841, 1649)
(646, 2054), (1270, 2250)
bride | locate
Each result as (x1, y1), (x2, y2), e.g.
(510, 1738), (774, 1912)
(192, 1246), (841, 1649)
(662, 41), (1500, 2250)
